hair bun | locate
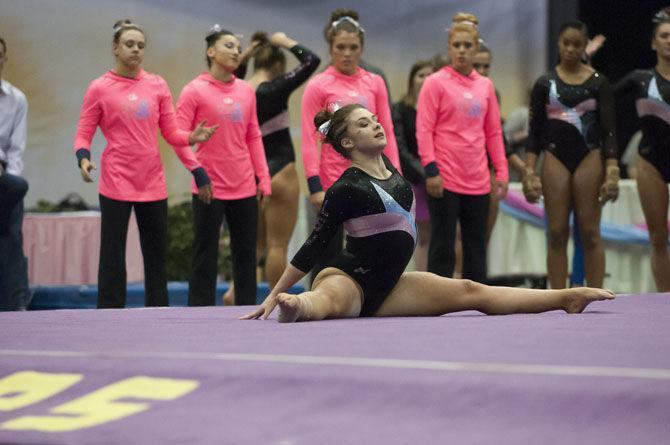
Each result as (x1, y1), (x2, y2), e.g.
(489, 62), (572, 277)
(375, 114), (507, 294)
(313, 110), (333, 131)
(251, 31), (269, 45)
(331, 8), (359, 22)
(113, 19), (133, 30)
(452, 12), (478, 25)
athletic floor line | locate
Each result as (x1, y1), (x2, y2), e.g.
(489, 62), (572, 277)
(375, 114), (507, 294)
(2, 348), (669, 381)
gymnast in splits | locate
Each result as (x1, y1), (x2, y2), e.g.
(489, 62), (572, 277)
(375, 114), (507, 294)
(242, 104), (615, 322)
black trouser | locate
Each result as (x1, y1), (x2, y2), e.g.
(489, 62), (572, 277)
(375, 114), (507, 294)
(189, 195), (258, 306)
(0, 173), (29, 311)
(98, 194), (168, 308)
(428, 190), (490, 282)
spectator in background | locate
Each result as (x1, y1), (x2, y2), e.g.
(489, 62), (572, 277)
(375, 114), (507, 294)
(73, 20), (216, 308)
(393, 60), (433, 271)
(0, 36), (30, 311)
(177, 25), (271, 307)
(417, 13), (508, 283)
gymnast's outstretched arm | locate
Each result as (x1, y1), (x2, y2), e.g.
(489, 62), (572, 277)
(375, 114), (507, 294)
(240, 264), (306, 320)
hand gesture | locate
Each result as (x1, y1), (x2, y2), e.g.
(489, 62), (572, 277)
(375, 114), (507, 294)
(198, 184), (213, 204)
(309, 191), (325, 211)
(80, 158), (97, 183)
(426, 175), (444, 198)
(585, 34), (606, 60)
(522, 171), (542, 203)
(599, 165), (620, 204)
(495, 180), (509, 200)
(270, 32), (297, 48)
(188, 120), (218, 145)
(257, 186), (271, 210)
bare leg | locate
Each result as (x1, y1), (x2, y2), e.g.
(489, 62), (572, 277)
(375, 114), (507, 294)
(541, 152), (573, 289)
(375, 271), (614, 317)
(637, 156), (670, 291)
(264, 164), (300, 288)
(572, 150), (605, 288)
(276, 268), (362, 322)
(414, 220), (431, 272)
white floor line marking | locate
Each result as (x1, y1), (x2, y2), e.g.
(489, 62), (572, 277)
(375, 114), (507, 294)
(1, 349), (669, 380)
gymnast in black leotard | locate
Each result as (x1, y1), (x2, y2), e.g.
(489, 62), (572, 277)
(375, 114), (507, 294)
(615, 69), (670, 181)
(241, 103), (615, 323)
(291, 154), (416, 316)
(228, 32), (320, 302)
(527, 69), (617, 173)
(612, 7), (670, 292)
(523, 21), (619, 290)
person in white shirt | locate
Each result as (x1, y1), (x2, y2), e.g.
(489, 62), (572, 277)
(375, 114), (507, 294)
(0, 36), (30, 311)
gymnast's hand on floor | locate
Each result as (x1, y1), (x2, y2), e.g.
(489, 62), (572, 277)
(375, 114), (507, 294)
(240, 293), (278, 320)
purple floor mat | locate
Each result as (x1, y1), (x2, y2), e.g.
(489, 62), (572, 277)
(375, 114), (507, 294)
(0, 293), (668, 444)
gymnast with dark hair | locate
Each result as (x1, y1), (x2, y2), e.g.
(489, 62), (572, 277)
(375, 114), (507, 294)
(241, 103), (614, 322)
(176, 25), (271, 307)
(524, 20), (619, 289)
(393, 60), (434, 271)
(301, 8), (401, 284)
(613, 7), (670, 292)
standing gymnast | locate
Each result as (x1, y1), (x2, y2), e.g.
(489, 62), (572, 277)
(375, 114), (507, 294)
(524, 20), (619, 289)
(224, 32), (319, 305)
(301, 9), (401, 282)
(613, 7), (670, 292)
(177, 25), (271, 306)
(241, 104), (615, 322)
(392, 60), (434, 271)
(417, 13), (508, 283)
(74, 20), (216, 308)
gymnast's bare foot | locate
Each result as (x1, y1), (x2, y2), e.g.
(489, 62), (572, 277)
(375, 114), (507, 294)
(277, 293), (304, 323)
(564, 287), (615, 314)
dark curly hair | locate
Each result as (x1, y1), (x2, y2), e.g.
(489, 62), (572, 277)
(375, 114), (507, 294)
(205, 26), (235, 68)
(313, 103), (365, 159)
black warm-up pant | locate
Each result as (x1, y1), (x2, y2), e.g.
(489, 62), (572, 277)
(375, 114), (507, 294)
(189, 195), (258, 306)
(98, 194), (168, 308)
(427, 189), (490, 283)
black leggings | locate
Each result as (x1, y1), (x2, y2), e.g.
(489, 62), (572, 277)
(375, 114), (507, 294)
(189, 195), (258, 306)
(427, 190), (490, 282)
(98, 194), (168, 308)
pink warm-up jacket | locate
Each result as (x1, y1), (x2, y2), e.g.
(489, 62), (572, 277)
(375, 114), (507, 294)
(74, 69), (200, 201)
(300, 66), (401, 193)
(416, 66), (508, 195)
(176, 73), (271, 199)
